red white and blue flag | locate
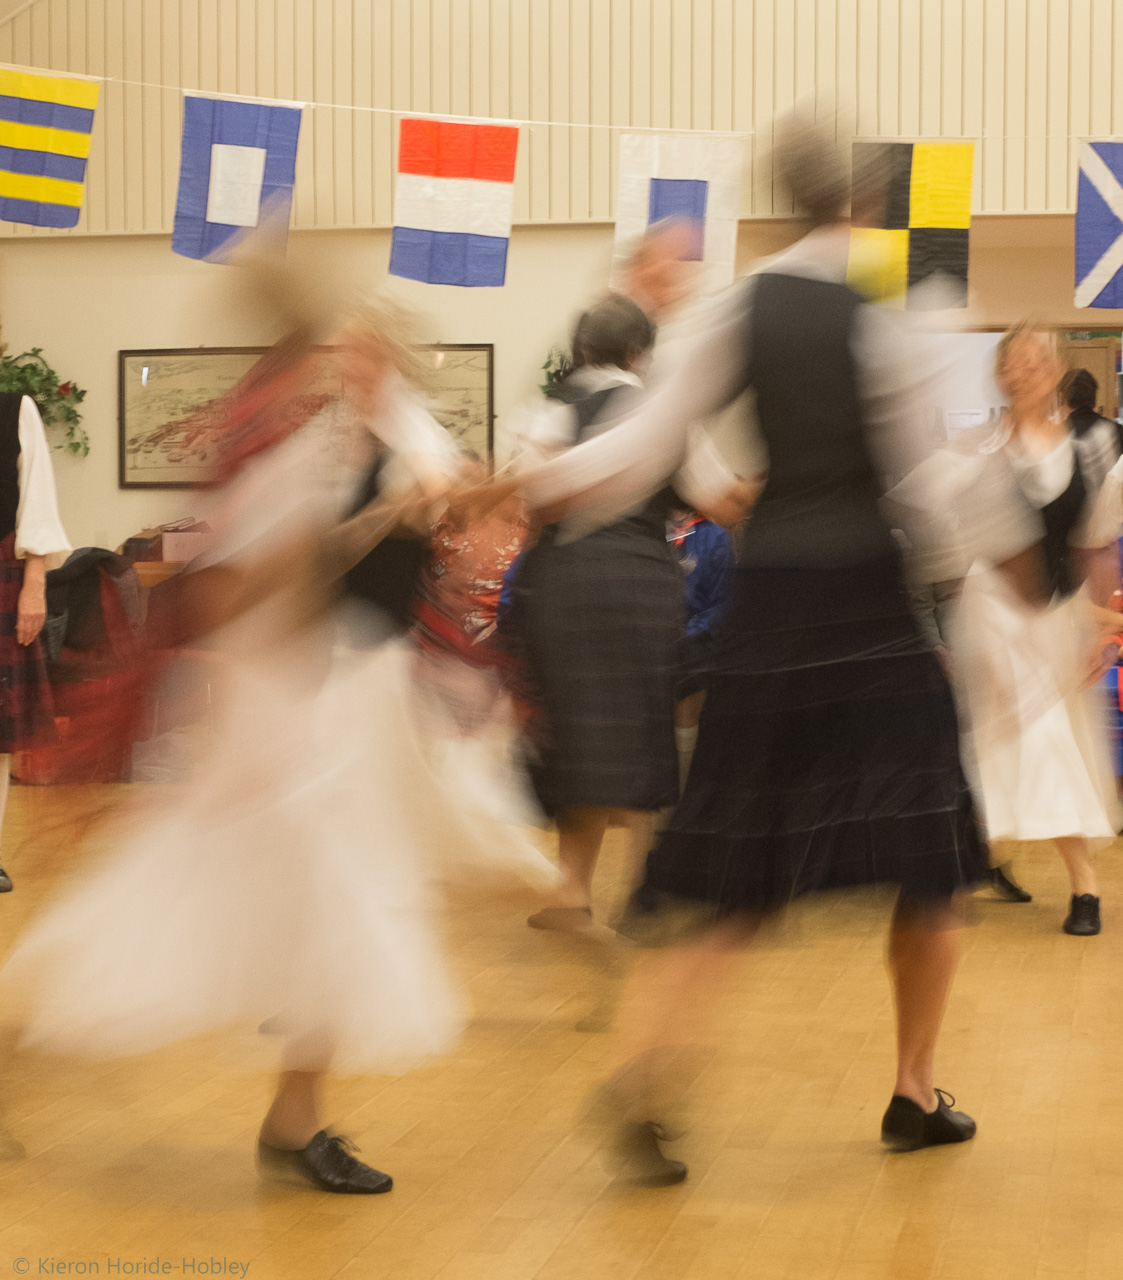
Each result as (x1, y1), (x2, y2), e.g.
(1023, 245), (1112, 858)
(389, 118), (520, 287)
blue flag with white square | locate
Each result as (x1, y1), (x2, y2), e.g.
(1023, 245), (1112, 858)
(1075, 141), (1123, 309)
(613, 132), (745, 293)
(173, 94), (303, 263)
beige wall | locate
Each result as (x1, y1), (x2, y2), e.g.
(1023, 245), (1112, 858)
(4, 213), (1121, 551)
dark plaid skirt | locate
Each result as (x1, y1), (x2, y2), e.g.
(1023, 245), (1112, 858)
(635, 551), (988, 917)
(514, 525), (683, 815)
(0, 532), (55, 753)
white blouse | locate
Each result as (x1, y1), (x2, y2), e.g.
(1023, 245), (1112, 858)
(15, 395), (71, 563)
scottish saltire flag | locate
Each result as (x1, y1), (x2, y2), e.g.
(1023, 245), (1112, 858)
(389, 118), (520, 287)
(0, 66), (98, 229)
(613, 133), (745, 291)
(848, 141), (974, 309)
(172, 94), (303, 263)
(1075, 142), (1123, 309)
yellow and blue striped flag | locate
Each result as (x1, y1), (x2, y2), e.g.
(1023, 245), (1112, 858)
(0, 66), (98, 229)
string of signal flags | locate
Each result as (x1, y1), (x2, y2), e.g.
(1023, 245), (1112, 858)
(1, 61), (1121, 308)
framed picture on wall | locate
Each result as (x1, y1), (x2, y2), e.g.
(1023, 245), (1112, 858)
(118, 342), (495, 489)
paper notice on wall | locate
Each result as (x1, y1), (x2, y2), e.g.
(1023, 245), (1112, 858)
(944, 408), (990, 435)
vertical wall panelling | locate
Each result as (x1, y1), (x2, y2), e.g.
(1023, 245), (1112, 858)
(1004, 0), (1027, 213)
(349, 0), (373, 229)
(1024, 0), (1047, 215)
(709, 0), (731, 134)
(370, 0), (393, 230)
(0, 0), (1115, 239)
(855, 0), (880, 140)
(290, 1), (314, 228)
(649, 0), (671, 131)
(1090, 0), (1113, 139)
(568, 0), (590, 222)
(527, 0), (550, 222)
(547, 0), (569, 222)
(897, 0), (920, 140)
(1045, 0), (1068, 212)
(980, 0), (1005, 213)
(507, 0), (531, 224)
(588, 0), (611, 221)
(330, 0), (353, 229)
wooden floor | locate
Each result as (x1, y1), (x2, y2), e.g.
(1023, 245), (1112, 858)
(3, 785), (1123, 1279)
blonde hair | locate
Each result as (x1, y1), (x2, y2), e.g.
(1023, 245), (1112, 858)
(995, 321), (1057, 376)
(341, 294), (435, 393)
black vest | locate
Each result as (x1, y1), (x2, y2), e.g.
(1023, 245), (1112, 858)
(0, 392), (23, 542)
(740, 274), (896, 568)
(341, 453), (429, 633)
(547, 378), (674, 543)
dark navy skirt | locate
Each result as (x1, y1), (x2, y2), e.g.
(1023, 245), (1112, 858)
(636, 552), (989, 915)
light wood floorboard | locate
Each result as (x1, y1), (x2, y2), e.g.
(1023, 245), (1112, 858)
(1, 788), (1121, 1279)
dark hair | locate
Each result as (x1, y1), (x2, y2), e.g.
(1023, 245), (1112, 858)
(774, 115), (849, 226)
(571, 294), (656, 372)
(1060, 367), (1098, 411)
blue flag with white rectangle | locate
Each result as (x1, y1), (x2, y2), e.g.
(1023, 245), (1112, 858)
(1075, 141), (1123, 309)
(613, 133), (745, 294)
(173, 95), (302, 263)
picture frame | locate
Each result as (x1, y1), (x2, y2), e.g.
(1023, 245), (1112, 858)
(118, 342), (495, 489)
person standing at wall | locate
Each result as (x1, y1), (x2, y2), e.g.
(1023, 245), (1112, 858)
(0, 392), (71, 893)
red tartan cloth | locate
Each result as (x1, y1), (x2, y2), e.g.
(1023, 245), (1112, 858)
(0, 530), (55, 754)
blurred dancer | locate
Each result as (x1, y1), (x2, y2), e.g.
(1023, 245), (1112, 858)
(618, 220), (697, 327)
(512, 295), (738, 934)
(0, 391), (71, 893)
(2, 306), (548, 1194)
(521, 122), (988, 1183)
(944, 328), (1119, 934)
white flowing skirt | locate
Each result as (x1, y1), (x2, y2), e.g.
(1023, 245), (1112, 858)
(953, 571), (1120, 843)
(4, 637), (552, 1072)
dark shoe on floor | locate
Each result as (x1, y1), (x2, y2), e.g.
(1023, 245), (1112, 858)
(990, 864), (1032, 902)
(1063, 894), (1101, 936)
(0, 867), (11, 893)
(615, 1120), (688, 1187)
(257, 1130), (392, 1194)
(881, 1090), (977, 1152)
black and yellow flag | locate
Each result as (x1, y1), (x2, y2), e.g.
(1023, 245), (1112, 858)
(848, 141), (973, 308)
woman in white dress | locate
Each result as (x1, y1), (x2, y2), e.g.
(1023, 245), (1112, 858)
(947, 326), (1119, 935)
(1, 319), (551, 1194)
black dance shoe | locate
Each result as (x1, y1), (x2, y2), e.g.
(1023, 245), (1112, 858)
(990, 864), (1032, 902)
(1063, 894), (1101, 936)
(257, 1130), (392, 1194)
(0, 867), (11, 893)
(615, 1120), (688, 1187)
(881, 1090), (977, 1152)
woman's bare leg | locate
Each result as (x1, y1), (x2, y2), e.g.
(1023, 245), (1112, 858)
(605, 915), (758, 1111)
(889, 898), (963, 1111)
(261, 1030), (334, 1148)
(552, 806), (612, 909)
(1055, 835), (1098, 897)
(260, 1070), (326, 1149)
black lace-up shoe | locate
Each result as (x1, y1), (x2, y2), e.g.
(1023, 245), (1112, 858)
(990, 865), (1032, 902)
(0, 867), (12, 893)
(257, 1130), (392, 1194)
(1063, 894), (1101, 936)
(615, 1120), (688, 1187)
(881, 1090), (977, 1152)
